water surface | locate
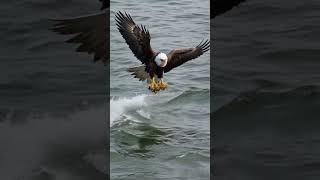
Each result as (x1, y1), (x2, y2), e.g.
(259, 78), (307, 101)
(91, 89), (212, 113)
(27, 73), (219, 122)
(0, 1), (108, 179)
(110, 0), (210, 179)
(213, 0), (320, 179)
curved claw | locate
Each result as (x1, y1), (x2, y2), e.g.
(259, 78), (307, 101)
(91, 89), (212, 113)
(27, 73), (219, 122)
(148, 77), (160, 93)
(158, 78), (167, 90)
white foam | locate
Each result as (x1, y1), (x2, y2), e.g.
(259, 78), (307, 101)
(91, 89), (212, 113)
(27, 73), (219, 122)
(136, 109), (151, 120)
(110, 94), (148, 126)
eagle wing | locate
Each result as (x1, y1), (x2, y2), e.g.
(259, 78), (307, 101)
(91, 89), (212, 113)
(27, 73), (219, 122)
(99, 0), (108, 10)
(51, 11), (109, 64)
(115, 11), (154, 64)
(164, 40), (210, 73)
(212, 0), (246, 18)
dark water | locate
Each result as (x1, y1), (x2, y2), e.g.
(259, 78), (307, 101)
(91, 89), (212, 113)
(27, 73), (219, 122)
(110, 0), (210, 179)
(0, 1), (108, 179)
(213, 0), (320, 179)
(1, 0), (320, 179)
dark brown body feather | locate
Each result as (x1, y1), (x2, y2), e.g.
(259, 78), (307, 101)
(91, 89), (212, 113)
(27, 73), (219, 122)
(146, 57), (165, 78)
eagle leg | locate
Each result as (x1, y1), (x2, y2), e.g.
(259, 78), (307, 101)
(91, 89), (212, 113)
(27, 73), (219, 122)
(148, 76), (160, 93)
(158, 78), (167, 90)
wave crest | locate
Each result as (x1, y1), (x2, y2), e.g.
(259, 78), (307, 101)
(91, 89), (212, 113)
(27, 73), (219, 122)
(110, 95), (148, 126)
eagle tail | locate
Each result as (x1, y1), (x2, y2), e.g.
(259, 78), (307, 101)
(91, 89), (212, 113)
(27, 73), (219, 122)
(127, 66), (149, 81)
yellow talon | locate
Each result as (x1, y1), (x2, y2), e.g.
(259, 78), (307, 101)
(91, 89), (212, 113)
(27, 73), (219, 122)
(158, 78), (167, 90)
(148, 77), (160, 93)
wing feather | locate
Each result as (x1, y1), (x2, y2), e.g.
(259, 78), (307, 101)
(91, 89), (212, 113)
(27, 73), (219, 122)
(99, 0), (108, 10)
(51, 11), (108, 64)
(212, 0), (246, 18)
(115, 11), (154, 64)
(164, 40), (210, 73)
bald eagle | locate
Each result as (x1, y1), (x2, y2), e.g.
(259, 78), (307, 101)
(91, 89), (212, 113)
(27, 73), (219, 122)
(115, 12), (210, 93)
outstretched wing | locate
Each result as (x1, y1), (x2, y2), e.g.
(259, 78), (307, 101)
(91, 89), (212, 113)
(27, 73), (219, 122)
(212, 0), (246, 18)
(115, 11), (154, 64)
(99, 0), (108, 10)
(164, 40), (210, 73)
(51, 11), (108, 64)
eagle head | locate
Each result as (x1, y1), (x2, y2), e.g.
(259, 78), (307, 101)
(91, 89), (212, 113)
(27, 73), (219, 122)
(155, 52), (168, 67)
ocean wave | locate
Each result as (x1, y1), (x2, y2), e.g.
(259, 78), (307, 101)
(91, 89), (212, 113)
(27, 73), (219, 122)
(0, 104), (107, 179)
(111, 120), (171, 158)
(165, 89), (210, 106)
(213, 85), (320, 126)
(110, 94), (148, 126)
(258, 49), (320, 62)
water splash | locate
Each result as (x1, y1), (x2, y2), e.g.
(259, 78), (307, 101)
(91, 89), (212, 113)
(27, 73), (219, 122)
(110, 94), (148, 126)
